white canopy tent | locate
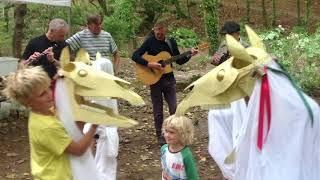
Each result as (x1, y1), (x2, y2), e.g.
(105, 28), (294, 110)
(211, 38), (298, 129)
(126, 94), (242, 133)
(8, 0), (71, 7)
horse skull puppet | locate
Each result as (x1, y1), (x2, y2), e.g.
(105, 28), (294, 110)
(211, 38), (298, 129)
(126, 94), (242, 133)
(176, 26), (320, 180)
(57, 48), (145, 128)
(53, 48), (145, 180)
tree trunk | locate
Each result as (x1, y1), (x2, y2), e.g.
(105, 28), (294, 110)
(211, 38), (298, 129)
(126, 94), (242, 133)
(12, 4), (27, 58)
(246, 0), (251, 23)
(97, 0), (108, 15)
(272, 0), (276, 26)
(4, 4), (14, 32)
(262, 0), (268, 27)
(305, 0), (312, 26)
(297, 0), (301, 25)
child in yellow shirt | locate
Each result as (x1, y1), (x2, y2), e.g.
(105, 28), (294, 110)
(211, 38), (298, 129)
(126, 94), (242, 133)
(4, 66), (97, 180)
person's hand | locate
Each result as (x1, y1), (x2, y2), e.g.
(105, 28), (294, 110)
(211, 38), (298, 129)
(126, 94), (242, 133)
(90, 124), (98, 132)
(45, 47), (55, 63)
(26, 52), (42, 64)
(91, 124), (98, 128)
(148, 62), (164, 71)
(190, 48), (199, 56)
(211, 53), (222, 65)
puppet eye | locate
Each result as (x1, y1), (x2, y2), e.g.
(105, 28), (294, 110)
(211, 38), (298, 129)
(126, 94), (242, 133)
(78, 69), (88, 77)
(217, 69), (225, 81)
(250, 55), (258, 60)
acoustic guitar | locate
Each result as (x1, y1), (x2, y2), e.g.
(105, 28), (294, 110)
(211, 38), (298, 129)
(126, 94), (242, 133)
(135, 43), (209, 85)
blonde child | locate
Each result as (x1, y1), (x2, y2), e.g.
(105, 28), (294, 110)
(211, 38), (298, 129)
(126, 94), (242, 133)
(161, 115), (199, 180)
(3, 66), (97, 180)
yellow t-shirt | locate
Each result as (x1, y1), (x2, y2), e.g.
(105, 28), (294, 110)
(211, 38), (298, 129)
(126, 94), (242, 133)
(28, 112), (72, 180)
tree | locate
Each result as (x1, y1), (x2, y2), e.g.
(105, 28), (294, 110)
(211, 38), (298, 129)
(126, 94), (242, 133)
(202, 0), (219, 53)
(246, 0), (251, 23)
(297, 0), (301, 25)
(272, 0), (276, 26)
(171, 0), (187, 18)
(89, 0), (109, 15)
(305, 0), (312, 26)
(13, 3), (27, 58)
(262, 0), (268, 27)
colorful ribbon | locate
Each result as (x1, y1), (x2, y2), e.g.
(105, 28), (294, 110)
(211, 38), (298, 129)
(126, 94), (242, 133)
(257, 67), (271, 151)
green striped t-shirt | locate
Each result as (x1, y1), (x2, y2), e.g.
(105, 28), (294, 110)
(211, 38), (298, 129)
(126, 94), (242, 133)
(66, 29), (117, 60)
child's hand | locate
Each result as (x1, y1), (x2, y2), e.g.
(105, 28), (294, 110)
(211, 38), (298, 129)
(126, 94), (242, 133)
(91, 124), (98, 130)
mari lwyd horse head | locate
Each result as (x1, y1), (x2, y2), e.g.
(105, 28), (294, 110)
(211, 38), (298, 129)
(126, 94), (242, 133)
(58, 48), (145, 127)
(176, 26), (272, 115)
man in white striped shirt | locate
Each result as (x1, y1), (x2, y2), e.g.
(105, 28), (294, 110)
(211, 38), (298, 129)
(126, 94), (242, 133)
(66, 14), (120, 180)
(66, 14), (120, 73)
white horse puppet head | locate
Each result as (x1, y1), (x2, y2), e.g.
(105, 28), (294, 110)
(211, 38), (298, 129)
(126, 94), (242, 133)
(176, 26), (272, 115)
(57, 48), (145, 128)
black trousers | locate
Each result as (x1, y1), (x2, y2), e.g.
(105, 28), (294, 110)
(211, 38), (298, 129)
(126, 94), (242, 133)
(150, 75), (177, 138)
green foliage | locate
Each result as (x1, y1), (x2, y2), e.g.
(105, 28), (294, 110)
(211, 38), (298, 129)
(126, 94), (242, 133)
(169, 27), (199, 48)
(0, 5), (13, 56)
(103, 17), (131, 43)
(70, 2), (96, 28)
(104, 0), (141, 43)
(259, 25), (320, 91)
(202, 0), (219, 52)
(24, 5), (70, 39)
(193, 54), (210, 66)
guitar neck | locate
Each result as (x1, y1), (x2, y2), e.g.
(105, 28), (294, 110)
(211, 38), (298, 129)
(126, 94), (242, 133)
(165, 51), (192, 65)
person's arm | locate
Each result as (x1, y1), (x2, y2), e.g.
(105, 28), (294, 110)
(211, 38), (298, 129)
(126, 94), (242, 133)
(21, 39), (41, 65)
(107, 33), (121, 74)
(211, 41), (228, 66)
(65, 124), (98, 156)
(131, 40), (149, 66)
(112, 50), (120, 74)
(38, 119), (96, 157)
(182, 148), (199, 180)
(170, 38), (194, 65)
(65, 32), (81, 53)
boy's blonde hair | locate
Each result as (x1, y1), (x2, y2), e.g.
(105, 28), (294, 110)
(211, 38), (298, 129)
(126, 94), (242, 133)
(3, 66), (51, 106)
(162, 115), (194, 146)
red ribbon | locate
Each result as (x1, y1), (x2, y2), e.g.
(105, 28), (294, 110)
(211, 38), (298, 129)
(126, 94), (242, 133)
(257, 67), (271, 151)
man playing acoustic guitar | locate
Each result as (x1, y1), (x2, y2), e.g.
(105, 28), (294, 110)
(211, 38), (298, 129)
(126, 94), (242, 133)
(131, 19), (198, 146)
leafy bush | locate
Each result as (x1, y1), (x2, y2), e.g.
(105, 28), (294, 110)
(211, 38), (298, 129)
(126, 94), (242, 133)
(259, 25), (320, 91)
(103, 0), (141, 48)
(169, 27), (199, 48)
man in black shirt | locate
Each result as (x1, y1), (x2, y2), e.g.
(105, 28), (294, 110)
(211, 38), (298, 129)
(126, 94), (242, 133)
(22, 18), (69, 79)
(132, 20), (198, 145)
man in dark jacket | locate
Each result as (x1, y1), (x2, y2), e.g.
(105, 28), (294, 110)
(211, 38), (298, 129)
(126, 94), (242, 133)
(132, 20), (198, 145)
